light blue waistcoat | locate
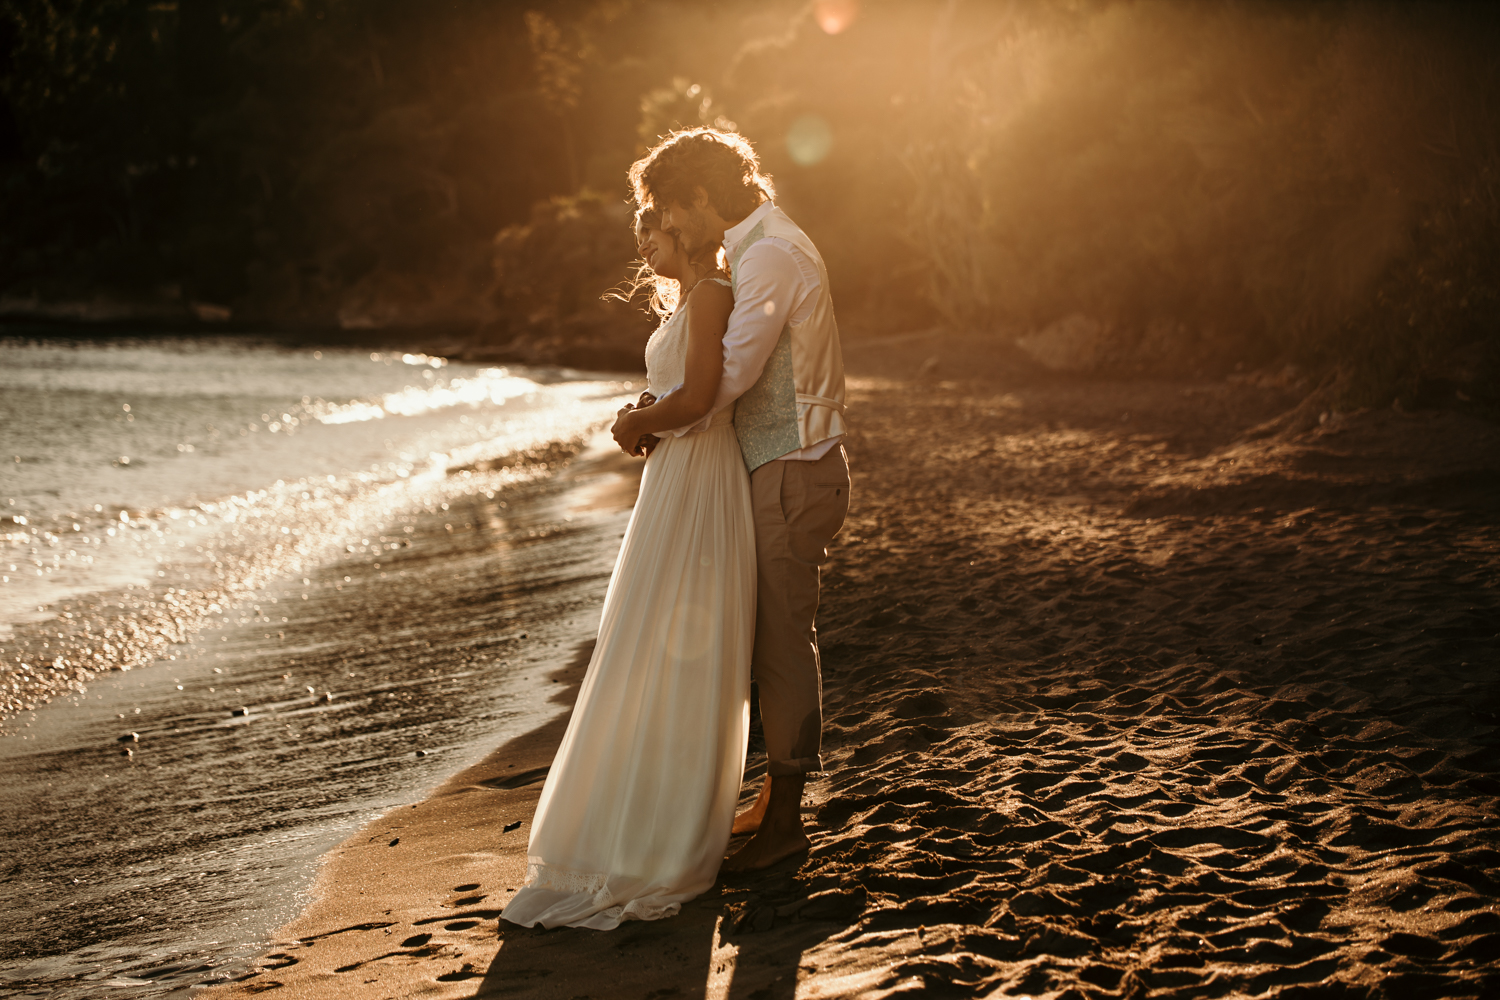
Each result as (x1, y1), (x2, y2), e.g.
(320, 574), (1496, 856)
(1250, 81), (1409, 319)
(728, 209), (847, 473)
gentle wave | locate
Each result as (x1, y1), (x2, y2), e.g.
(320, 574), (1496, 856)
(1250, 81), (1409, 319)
(0, 336), (639, 716)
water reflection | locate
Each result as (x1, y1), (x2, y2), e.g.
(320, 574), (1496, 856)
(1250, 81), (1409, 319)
(1, 336), (634, 713)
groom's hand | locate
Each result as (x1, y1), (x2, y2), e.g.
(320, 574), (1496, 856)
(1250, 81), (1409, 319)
(611, 393), (664, 456)
(611, 404), (640, 455)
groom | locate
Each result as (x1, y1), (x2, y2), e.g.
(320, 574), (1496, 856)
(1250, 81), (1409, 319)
(618, 127), (850, 871)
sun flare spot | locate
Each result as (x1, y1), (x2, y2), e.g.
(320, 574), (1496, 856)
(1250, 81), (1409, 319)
(814, 0), (857, 35)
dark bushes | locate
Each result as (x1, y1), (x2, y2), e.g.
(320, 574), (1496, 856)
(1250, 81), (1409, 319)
(900, 2), (1500, 406)
(3, 1), (1498, 406)
(481, 192), (653, 372)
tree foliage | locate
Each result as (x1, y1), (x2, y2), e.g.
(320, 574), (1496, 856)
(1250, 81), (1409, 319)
(1, 0), (1497, 403)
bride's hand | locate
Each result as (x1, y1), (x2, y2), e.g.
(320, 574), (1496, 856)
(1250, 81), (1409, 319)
(636, 391), (658, 409)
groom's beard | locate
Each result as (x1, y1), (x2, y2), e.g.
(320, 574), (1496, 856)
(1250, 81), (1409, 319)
(671, 212), (715, 260)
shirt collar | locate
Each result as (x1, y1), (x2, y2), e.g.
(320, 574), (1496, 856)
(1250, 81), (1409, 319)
(723, 200), (775, 254)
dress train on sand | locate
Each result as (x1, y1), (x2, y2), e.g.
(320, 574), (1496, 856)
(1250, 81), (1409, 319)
(502, 281), (754, 930)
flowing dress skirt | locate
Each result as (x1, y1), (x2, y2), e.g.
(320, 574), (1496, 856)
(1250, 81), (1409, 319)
(500, 419), (755, 930)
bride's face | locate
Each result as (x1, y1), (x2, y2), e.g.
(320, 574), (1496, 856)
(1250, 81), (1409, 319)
(638, 223), (686, 281)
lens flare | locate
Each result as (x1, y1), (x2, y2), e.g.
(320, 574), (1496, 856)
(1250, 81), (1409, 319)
(814, 0), (858, 35)
(786, 115), (834, 167)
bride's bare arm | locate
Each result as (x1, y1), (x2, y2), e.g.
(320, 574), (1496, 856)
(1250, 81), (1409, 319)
(611, 281), (732, 447)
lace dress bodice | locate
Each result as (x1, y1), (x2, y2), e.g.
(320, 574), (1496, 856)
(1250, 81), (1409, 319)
(643, 279), (734, 429)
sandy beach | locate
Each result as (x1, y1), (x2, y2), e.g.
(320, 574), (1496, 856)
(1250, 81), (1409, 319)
(212, 334), (1500, 999)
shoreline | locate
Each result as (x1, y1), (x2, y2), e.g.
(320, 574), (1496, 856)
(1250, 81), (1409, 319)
(188, 438), (652, 997)
(202, 641), (593, 998)
(0, 430), (647, 997)
(217, 336), (1500, 998)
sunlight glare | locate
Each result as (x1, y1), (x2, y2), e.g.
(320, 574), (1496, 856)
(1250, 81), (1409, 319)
(815, 0), (858, 35)
(786, 115), (834, 166)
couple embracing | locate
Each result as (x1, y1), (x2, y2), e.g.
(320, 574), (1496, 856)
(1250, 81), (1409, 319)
(501, 127), (850, 931)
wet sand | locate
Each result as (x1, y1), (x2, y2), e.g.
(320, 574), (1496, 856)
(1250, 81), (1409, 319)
(216, 334), (1500, 999)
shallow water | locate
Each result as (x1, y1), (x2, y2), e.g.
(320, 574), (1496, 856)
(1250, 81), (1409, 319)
(0, 336), (642, 996)
(1, 335), (632, 648)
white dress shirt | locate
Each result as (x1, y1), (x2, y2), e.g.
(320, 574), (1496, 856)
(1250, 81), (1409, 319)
(663, 202), (842, 461)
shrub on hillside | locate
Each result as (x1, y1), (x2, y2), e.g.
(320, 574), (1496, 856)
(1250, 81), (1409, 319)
(903, 2), (1500, 405)
(481, 192), (654, 372)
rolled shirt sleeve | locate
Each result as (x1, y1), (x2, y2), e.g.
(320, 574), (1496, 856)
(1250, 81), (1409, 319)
(661, 237), (818, 437)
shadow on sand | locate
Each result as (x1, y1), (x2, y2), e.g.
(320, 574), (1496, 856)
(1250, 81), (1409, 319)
(481, 863), (853, 1000)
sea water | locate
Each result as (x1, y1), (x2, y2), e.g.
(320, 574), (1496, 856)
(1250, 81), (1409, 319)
(0, 335), (639, 996)
(1, 336), (630, 652)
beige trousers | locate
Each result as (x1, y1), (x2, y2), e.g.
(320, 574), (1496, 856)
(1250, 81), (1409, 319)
(749, 445), (850, 777)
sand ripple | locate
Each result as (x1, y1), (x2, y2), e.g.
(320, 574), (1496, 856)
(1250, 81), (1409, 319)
(728, 365), (1499, 998)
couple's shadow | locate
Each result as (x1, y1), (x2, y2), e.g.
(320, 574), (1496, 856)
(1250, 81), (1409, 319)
(479, 891), (728, 999)
(479, 862), (837, 1000)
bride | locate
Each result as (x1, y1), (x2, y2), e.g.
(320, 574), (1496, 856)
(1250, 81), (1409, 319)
(500, 209), (755, 930)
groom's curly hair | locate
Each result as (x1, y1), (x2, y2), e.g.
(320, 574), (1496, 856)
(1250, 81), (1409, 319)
(628, 127), (775, 219)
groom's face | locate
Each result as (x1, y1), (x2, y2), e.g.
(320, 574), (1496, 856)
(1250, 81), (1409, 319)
(659, 197), (716, 259)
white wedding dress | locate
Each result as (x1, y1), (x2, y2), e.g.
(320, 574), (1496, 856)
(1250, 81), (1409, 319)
(501, 280), (755, 930)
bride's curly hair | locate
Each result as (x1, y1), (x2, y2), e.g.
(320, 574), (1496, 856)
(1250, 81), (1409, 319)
(606, 206), (727, 318)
